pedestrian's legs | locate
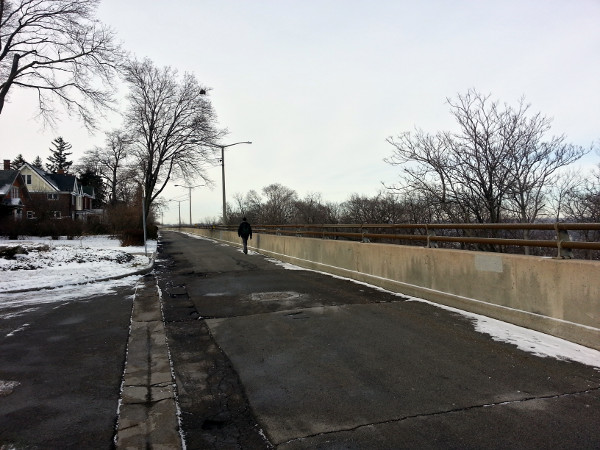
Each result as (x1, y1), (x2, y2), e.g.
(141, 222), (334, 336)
(242, 237), (248, 254)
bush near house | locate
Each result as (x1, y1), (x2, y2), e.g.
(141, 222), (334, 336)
(0, 203), (157, 244)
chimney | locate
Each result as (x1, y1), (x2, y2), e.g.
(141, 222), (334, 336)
(57, 168), (65, 174)
(3, 159), (10, 170)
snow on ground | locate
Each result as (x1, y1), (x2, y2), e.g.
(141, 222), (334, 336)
(0, 235), (156, 293)
(0, 235), (156, 318)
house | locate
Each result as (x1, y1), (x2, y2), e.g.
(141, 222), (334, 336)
(0, 160), (30, 220)
(18, 162), (96, 220)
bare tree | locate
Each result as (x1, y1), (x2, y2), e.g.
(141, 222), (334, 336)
(293, 192), (336, 224)
(81, 129), (134, 204)
(563, 164), (600, 223)
(261, 183), (298, 224)
(244, 189), (263, 223)
(229, 189), (263, 224)
(124, 57), (226, 221)
(386, 90), (589, 225)
(0, 0), (123, 128)
(502, 108), (589, 224)
(548, 169), (584, 221)
(561, 163), (600, 258)
(341, 191), (407, 224)
(232, 192), (246, 217)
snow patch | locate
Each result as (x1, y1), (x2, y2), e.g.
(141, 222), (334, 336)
(0, 236), (156, 318)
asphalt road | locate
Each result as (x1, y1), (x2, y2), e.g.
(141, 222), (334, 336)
(157, 230), (600, 449)
(0, 284), (134, 448)
(1, 231), (598, 449)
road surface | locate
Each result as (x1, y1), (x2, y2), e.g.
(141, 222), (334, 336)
(0, 284), (134, 448)
(157, 230), (600, 449)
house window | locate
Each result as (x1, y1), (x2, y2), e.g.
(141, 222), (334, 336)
(26, 174), (32, 184)
(47, 193), (58, 200)
(27, 211), (35, 219)
(11, 186), (19, 198)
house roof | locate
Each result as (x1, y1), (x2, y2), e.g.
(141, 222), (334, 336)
(0, 169), (20, 196)
(46, 173), (79, 193)
(20, 163), (83, 193)
(0, 169), (26, 206)
(15, 163), (95, 200)
(20, 163), (59, 191)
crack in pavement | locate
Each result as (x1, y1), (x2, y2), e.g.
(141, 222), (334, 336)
(279, 386), (600, 446)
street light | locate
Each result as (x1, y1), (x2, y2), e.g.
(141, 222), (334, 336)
(174, 184), (204, 225)
(213, 141), (252, 224)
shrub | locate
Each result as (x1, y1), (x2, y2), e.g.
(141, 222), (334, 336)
(119, 228), (145, 246)
(0, 218), (23, 239)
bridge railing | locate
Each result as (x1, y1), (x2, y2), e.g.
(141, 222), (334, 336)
(194, 222), (600, 259)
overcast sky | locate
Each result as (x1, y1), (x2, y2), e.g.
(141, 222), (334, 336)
(1, 0), (599, 224)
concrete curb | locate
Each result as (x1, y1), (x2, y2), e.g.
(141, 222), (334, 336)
(114, 274), (183, 449)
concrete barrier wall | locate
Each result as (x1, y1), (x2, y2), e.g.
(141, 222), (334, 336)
(167, 227), (600, 350)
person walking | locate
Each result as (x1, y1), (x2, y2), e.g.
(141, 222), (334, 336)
(237, 217), (253, 254)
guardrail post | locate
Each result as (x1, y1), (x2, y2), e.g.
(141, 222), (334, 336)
(426, 226), (438, 248)
(361, 225), (370, 243)
(556, 225), (573, 259)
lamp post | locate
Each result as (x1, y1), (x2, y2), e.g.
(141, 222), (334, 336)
(214, 141), (252, 224)
(174, 184), (204, 225)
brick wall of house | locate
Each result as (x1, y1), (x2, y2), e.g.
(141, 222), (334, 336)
(29, 193), (74, 219)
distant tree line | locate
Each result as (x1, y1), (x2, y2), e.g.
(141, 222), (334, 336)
(224, 175), (599, 258)
(224, 175), (599, 228)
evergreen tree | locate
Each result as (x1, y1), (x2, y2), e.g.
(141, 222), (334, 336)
(11, 154), (27, 169)
(46, 137), (73, 173)
(32, 156), (44, 169)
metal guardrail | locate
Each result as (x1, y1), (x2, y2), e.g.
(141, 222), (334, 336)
(193, 222), (600, 259)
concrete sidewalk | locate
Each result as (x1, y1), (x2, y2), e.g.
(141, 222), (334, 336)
(115, 274), (183, 449)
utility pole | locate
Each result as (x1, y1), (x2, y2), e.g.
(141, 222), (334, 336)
(214, 141), (252, 224)
(175, 184), (204, 225)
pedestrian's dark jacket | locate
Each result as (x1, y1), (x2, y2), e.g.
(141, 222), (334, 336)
(238, 220), (252, 239)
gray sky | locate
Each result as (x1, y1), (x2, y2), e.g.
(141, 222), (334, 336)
(1, 0), (599, 224)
